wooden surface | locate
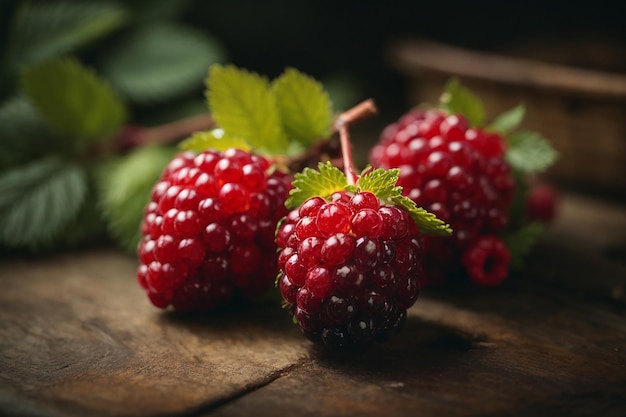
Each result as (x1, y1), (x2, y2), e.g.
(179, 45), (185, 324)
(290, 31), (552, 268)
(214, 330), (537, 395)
(1, 193), (625, 417)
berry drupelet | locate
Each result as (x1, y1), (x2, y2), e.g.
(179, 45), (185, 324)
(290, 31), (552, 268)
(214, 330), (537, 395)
(137, 148), (291, 311)
(276, 190), (422, 352)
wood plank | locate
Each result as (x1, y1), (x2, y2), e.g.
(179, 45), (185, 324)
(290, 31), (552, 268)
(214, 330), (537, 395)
(0, 251), (309, 417)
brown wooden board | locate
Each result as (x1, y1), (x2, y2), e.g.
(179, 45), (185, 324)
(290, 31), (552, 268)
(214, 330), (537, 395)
(1, 193), (625, 417)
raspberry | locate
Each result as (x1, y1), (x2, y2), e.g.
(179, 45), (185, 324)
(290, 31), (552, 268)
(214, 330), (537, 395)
(526, 183), (558, 224)
(462, 235), (510, 286)
(276, 191), (422, 352)
(137, 148), (292, 311)
(370, 109), (515, 285)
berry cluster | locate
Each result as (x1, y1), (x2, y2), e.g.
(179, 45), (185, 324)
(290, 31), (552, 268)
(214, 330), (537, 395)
(276, 191), (422, 351)
(370, 109), (515, 285)
(136, 148), (291, 310)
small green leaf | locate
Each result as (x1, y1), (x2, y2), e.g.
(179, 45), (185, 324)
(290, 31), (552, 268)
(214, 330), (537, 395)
(0, 96), (62, 169)
(392, 195), (452, 236)
(506, 131), (559, 173)
(7, 1), (129, 70)
(356, 168), (402, 202)
(488, 104), (525, 134)
(272, 67), (333, 146)
(179, 129), (251, 153)
(101, 24), (224, 104)
(440, 78), (486, 127)
(207, 65), (288, 154)
(21, 57), (127, 142)
(0, 157), (88, 248)
(98, 146), (177, 252)
(285, 162), (348, 209)
(503, 222), (545, 269)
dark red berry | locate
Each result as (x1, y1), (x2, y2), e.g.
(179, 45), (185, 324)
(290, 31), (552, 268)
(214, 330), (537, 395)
(136, 148), (292, 310)
(462, 235), (510, 286)
(371, 109), (515, 286)
(276, 192), (423, 351)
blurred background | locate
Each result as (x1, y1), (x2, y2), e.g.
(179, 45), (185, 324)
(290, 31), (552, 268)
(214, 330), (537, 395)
(0, 0), (624, 255)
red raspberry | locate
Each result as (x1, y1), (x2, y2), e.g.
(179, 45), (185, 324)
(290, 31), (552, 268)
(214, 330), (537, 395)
(370, 109), (515, 285)
(526, 183), (558, 224)
(137, 148), (292, 311)
(276, 191), (422, 352)
(462, 235), (510, 286)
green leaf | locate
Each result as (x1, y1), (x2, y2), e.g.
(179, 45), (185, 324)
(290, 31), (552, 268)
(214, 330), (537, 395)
(21, 57), (128, 142)
(6, 1), (128, 70)
(0, 157), (88, 248)
(98, 146), (177, 252)
(101, 24), (225, 104)
(285, 162), (348, 209)
(392, 195), (452, 236)
(272, 67), (333, 146)
(440, 78), (486, 127)
(207, 65), (288, 154)
(179, 129), (251, 153)
(356, 168), (402, 202)
(506, 131), (559, 173)
(488, 104), (525, 134)
(127, 0), (191, 25)
(0, 96), (62, 169)
(503, 222), (545, 269)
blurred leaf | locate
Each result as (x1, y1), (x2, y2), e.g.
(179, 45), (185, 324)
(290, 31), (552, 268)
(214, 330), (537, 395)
(102, 24), (225, 104)
(506, 131), (559, 173)
(21, 57), (127, 143)
(504, 222), (545, 269)
(488, 104), (525, 134)
(272, 67), (333, 146)
(440, 78), (486, 127)
(0, 156), (87, 248)
(98, 146), (176, 252)
(128, 0), (191, 25)
(322, 74), (363, 113)
(0, 95), (62, 169)
(6, 1), (128, 70)
(180, 129), (251, 153)
(207, 65), (287, 154)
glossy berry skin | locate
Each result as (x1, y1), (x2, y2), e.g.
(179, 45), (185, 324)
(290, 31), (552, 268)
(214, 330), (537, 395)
(137, 148), (292, 311)
(370, 109), (515, 286)
(462, 235), (511, 286)
(277, 191), (422, 352)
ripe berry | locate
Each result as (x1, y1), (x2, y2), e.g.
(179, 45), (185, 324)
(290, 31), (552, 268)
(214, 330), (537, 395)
(371, 109), (515, 285)
(525, 183), (558, 224)
(137, 149), (291, 311)
(276, 191), (422, 351)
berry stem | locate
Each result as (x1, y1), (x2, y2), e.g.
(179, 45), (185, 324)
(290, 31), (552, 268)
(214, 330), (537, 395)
(334, 99), (378, 185)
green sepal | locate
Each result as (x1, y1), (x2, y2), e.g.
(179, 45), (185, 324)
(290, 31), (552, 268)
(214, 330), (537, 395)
(440, 78), (486, 127)
(21, 57), (127, 143)
(179, 129), (251, 153)
(272, 67), (333, 147)
(285, 162), (348, 209)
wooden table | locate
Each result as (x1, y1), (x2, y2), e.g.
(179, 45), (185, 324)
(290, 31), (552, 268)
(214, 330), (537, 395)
(1, 193), (625, 417)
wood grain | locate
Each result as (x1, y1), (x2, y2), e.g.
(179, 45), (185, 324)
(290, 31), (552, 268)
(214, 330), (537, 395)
(0, 194), (625, 416)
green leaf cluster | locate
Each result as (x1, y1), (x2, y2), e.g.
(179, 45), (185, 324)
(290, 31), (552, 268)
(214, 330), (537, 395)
(182, 65), (333, 156)
(0, 0), (227, 253)
(285, 162), (451, 237)
(440, 78), (486, 127)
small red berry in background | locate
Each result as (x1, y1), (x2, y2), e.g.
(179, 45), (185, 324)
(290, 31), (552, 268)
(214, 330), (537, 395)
(526, 183), (559, 224)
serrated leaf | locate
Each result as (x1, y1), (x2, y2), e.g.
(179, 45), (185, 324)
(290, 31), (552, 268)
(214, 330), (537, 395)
(179, 129), (251, 153)
(488, 104), (525, 134)
(21, 57), (127, 142)
(506, 131), (559, 173)
(272, 67), (333, 146)
(98, 146), (177, 252)
(101, 24), (224, 104)
(503, 222), (544, 269)
(0, 96), (62, 169)
(392, 195), (452, 236)
(357, 168), (402, 202)
(285, 162), (348, 209)
(6, 1), (128, 70)
(207, 65), (288, 154)
(440, 78), (486, 127)
(0, 157), (87, 248)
